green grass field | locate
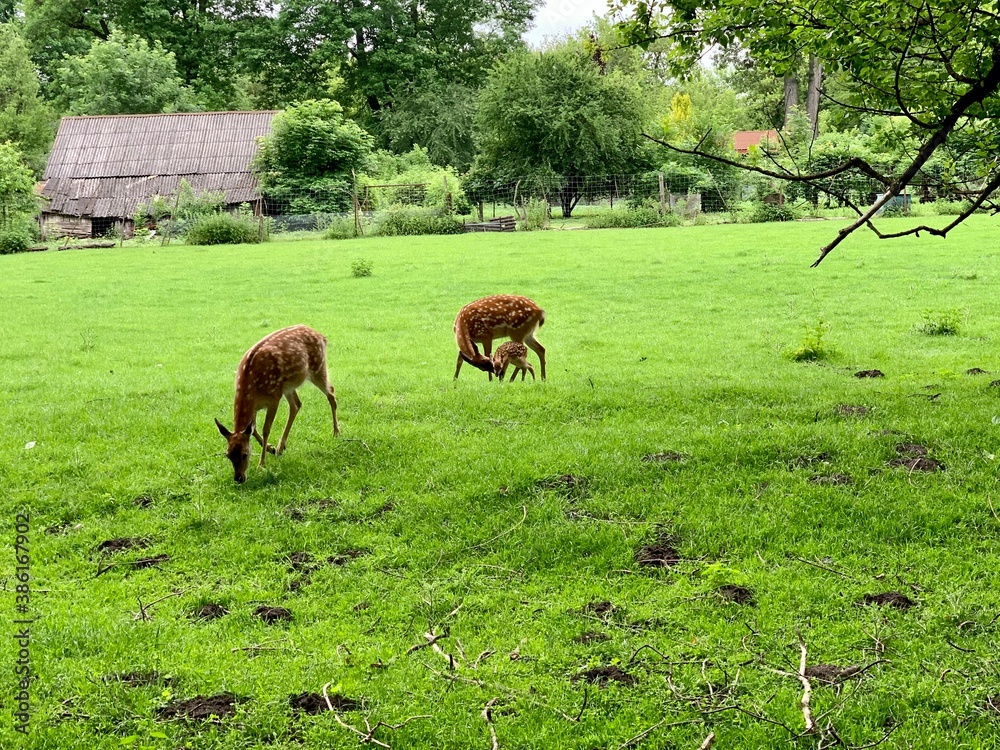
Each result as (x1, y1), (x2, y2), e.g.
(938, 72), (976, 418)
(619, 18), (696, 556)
(3, 217), (1000, 749)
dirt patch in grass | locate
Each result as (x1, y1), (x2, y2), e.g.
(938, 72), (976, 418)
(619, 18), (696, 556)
(329, 549), (368, 566)
(635, 531), (682, 568)
(804, 665), (862, 684)
(254, 605), (292, 623)
(895, 443), (928, 457)
(717, 585), (755, 605)
(289, 575), (311, 592)
(190, 603), (228, 621)
(642, 452), (689, 464)
(286, 551), (314, 571)
(157, 693), (240, 722)
(967, 368), (989, 376)
(986, 695), (1000, 714)
(96, 537), (151, 554)
(582, 601), (616, 616)
(133, 495), (154, 508)
(810, 473), (853, 486)
(572, 665), (636, 686)
(104, 671), (173, 687)
(289, 691), (360, 715)
(854, 369), (885, 378)
(835, 405), (869, 417)
(284, 507), (306, 522)
(888, 457), (944, 472)
(991, 380), (1000, 388)
(573, 631), (610, 644)
(858, 591), (917, 610)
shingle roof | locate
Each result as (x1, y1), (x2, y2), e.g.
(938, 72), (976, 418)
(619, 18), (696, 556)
(41, 111), (277, 217)
(733, 129), (779, 154)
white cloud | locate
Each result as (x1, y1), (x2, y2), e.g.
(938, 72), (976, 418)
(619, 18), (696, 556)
(523, 0), (610, 47)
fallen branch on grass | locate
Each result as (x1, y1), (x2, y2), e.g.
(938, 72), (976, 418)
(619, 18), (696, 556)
(482, 698), (499, 750)
(769, 630), (816, 734)
(322, 682), (430, 749)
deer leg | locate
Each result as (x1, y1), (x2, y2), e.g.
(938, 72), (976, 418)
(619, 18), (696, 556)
(483, 339), (494, 381)
(251, 420), (277, 454)
(498, 362), (508, 382)
(258, 404), (278, 467)
(526, 362), (535, 381)
(275, 391), (301, 455)
(326, 384), (340, 436)
(524, 333), (546, 381)
(454, 352), (464, 380)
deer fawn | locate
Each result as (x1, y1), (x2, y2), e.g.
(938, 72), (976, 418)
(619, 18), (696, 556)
(215, 325), (340, 483)
(453, 294), (546, 381)
(492, 341), (535, 382)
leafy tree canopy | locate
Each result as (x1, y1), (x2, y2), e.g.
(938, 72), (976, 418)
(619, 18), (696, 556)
(267, 0), (539, 116)
(0, 141), (38, 231)
(613, 0), (1000, 264)
(0, 23), (54, 170)
(53, 30), (200, 115)
(473, 43), (652, 216)
(253, 99), (375, 211)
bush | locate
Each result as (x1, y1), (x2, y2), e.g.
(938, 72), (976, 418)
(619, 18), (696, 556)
(324, 216), (359, 240)
(749, 202), (799, 223)
(351, 259), (373, 277)
(518, 198), (550, 231)
(917, 309), (962, 336)
(931, 199), (972, 216)
(789, 321), (832, 362)
(584, 204), (681, 229)
(0, 229), (31, 255)
(185, 212), (261, 245)
(372, 206), (462, 237)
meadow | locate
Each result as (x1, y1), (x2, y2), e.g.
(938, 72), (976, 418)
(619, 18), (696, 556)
(2, 217), (1000, 749)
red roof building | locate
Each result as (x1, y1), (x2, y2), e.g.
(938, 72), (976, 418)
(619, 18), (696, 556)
(733, 130), (779, 155)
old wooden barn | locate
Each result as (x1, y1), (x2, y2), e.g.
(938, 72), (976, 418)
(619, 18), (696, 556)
(39, 110), (277, 239)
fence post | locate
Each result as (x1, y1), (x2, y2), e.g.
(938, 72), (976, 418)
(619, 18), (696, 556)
(658, 172), (667, 215)
(352, 170), (363, 237)
(443, 175), (452, 213)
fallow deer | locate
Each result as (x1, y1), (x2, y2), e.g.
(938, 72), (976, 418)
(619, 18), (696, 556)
(492, 341), (535, 382)
(215, 325), (340, 483)
(453, 295), (546, 381)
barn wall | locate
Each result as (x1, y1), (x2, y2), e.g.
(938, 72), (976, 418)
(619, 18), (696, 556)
(41, 213), (91, 240)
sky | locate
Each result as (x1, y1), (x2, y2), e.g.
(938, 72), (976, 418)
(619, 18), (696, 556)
(523, 0), (610, 47)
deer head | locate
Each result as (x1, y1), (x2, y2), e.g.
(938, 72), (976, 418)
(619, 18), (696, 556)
(216, 418), (253, 483)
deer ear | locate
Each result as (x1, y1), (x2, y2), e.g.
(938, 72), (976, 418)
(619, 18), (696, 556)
(215, 418), (232, 439)
(242, 422), (254, 437)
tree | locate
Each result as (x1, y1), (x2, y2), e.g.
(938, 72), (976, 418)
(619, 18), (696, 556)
(473, 44), (651, 217)
(266, 0), (539, 117)
(0, 23), (53, 171)
(22, 0), (274, 108)
(253, 99), (374, 212)
(378, 75), (478, 171)
(0, 142), (37, 232)
(1, 0), (16, 22)
(613, 0), (1000, 265)
(53, 31), (200, 115)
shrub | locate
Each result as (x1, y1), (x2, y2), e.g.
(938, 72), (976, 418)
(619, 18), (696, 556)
(749, 202), (799, 223)
(518, 198), (550, 231)
(372, 206), (462, 237)
(351, 259), (373, 278)
(931, 199), (972, 216)
(324, 216), (359, 240)
(584, 204), (681, 229)
(0, 229), (31, 255)
(185, 212), (261, 245)
(917, 309), (962, 336)
(789, 321), (831, 362)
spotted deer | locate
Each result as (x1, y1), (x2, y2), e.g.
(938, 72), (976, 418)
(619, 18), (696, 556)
(492, 341), (535, 382)
(453, 295), (546, 381)
(215, 325), (340, 483)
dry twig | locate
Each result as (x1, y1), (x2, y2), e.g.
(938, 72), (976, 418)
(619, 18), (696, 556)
(482, 698), (499, 750)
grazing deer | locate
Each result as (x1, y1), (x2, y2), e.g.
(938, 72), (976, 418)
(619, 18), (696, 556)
(453, 294), (546, 381)
(492, 341), (535, 382)
(215, 325), (340, 483)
